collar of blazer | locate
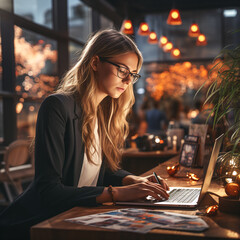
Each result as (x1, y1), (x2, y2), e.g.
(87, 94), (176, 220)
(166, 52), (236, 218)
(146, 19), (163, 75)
(73, 92), (83, 120)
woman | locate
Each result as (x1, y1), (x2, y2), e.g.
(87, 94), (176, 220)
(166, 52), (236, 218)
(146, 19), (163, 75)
(0, 29), (169, 240)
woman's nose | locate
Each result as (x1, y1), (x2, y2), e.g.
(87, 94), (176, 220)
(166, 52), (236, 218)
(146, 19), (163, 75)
(123, 74), (132, 84)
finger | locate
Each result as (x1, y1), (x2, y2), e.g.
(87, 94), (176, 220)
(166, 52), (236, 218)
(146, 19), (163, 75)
(158, 177), (170, 190)
(154, 175), (169, 190)
(141, 182), (169, 199)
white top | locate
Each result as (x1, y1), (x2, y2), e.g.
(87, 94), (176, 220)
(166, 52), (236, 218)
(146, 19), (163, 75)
(78, 121), (102, 187)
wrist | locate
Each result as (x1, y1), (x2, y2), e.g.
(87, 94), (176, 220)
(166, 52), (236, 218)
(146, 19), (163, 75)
(108, 185), (116, 205)
(122, 175), (138, 185)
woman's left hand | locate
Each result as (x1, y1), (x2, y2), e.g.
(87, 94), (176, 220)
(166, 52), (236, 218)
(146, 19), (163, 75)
(122, 174), (169, 191)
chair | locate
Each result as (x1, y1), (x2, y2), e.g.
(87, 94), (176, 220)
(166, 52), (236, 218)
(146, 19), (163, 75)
(0, 140), (35, 202)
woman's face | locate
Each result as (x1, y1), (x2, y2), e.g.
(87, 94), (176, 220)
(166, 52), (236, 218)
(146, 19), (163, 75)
(94, 52), (139, 103)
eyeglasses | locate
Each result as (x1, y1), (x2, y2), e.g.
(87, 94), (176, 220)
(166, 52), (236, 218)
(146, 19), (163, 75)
(99, 57), (141, 84)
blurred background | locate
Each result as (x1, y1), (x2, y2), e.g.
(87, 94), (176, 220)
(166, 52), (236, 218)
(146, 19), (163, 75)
(0, 0), (240, 206)
(0, 0), (239, 145)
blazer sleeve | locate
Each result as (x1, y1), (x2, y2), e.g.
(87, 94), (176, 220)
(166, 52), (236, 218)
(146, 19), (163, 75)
(34, 95), (104, 211)
(103, 167), (133, 187)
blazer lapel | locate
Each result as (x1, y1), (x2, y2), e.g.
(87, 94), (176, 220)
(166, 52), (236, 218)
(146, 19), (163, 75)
(72, 96), (85, 186)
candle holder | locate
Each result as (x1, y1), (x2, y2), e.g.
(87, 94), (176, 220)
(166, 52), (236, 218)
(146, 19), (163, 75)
(166, 164), (180, 176)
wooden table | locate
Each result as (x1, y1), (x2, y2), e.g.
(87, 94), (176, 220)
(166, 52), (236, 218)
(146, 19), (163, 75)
(121, 148), (179, 175)
(31, 156), (240, 240)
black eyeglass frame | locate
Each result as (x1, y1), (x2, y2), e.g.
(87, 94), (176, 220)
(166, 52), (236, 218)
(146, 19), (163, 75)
(99, 57), (141, 84)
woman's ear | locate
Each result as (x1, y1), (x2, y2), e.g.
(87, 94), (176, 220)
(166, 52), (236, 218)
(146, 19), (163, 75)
(90, 56), (99, 71)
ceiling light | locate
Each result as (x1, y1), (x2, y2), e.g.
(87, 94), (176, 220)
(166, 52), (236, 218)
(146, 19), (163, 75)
(171, 48), (181, 58)
(196, 33), (207, 46)
(188, 23), (200, 37)
(223, 9), (237, 17)
(120, 19), (134, 35)
(167, 9), (182, 25)
(159, 36), (168, 47)
(138, 22), (150, 35)
(148, 31), (158, 44)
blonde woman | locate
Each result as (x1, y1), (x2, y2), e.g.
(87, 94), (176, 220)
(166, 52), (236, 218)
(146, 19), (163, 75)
(0, 29), (169, 240)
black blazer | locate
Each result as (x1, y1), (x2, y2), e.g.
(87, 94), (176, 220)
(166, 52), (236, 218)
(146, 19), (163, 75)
(0, 93), (131, 239)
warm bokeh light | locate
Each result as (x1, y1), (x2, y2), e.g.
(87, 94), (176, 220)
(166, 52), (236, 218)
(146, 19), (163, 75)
(198, 34), (206, 42)
(191, 24), (198, 32)
(16, 102), (23, 114)
(196, 33), (207, 46)
(14, 26), (58, 99)
(159, 36), (168, 47)
(163, 42), (173, 52)
(148, 31), (158, 44)
(167, 9), (182, 25)
(171, 11), (179, 19)
(171, 48), (181, 58)
(29, 106), (35, 112)
(166, 42), (173, 50)
(188, 23), (201, 37)
(125, 22), (132, 29)
(120, 19), (134, 35)
(149, 32), (157, 40)
(146, 61), (218, 100)
(141, 24), (148, 31)
(15, 85), (21, 92)
(138, 22), (150, 35)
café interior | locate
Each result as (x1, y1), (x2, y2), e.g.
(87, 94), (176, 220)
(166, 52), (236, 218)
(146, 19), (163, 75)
(0, 0), (240, 240)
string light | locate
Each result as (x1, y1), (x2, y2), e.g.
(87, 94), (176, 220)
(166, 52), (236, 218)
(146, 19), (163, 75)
(148, 31), (158, 44)
(196, 33), (207, 46)
(138, 22), (150, 35)
(188, 23), (200, 37)
(167, 9), (182, 25)
(159, 36), (168, 47)
(163, 42), (173, 52)
(171, 48), (181, 58)
(120, 19), (134, 35)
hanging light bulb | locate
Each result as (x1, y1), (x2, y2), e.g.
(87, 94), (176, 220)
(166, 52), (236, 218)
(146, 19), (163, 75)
(163, 41), (173, 52)
(138, 22), (150, 36)
(171, 48), (181, 58)
(159, 36), (168, 47)
(167, 9), (182, 25)
(120, 19), (134, 35)
(188, 23), (200, 37)
(196, 33), (207, 46)
(148, 31), (158, 44)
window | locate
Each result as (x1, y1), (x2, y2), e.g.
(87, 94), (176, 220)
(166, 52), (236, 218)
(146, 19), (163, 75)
(14, 26), (58, 99)
(14, 0), (53, 29)
(68, 0), (92, 42)
(69, 41), (82, 67)
(16, 100), (40, 139)
(0, 97), (3, 142)
(0, 17), (2, 90)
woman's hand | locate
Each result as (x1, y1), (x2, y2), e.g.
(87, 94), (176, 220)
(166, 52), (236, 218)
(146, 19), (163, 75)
(114, 182), (169, 202)
(96, 181), (169, 204)
(122, 174), (169, 191)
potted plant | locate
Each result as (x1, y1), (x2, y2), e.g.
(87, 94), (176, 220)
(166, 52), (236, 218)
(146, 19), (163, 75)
(197, 43), (240, 201)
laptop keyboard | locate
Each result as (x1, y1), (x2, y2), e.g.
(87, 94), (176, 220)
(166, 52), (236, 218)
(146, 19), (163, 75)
(166, 188), (201, 203)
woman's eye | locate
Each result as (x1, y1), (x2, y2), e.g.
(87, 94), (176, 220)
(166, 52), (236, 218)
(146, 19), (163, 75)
(119, 68), (128, 74)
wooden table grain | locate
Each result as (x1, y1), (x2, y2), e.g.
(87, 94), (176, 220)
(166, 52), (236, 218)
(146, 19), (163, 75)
(31, 156), (240, 240)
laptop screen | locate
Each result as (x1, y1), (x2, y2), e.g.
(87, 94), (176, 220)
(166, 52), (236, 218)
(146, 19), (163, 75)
(198, 134), (223, 203)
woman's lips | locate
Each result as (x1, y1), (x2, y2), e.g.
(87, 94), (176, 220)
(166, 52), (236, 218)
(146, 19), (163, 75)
(117, 87), (125, 92)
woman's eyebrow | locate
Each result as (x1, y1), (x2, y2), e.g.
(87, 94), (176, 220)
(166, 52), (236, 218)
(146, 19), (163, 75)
(116, 62), (137, 72)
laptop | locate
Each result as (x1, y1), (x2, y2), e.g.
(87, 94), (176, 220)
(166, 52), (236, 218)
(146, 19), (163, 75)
(117, 134), (223, 208)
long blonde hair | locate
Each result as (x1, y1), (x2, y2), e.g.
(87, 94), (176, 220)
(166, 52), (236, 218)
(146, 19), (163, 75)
(56, 29), (143, 171)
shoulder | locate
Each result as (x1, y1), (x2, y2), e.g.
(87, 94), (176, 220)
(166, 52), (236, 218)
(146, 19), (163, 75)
(39, 93), (77, 119)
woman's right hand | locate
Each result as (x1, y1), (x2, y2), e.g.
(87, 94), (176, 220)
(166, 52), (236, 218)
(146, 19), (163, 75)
(114, 182), (169, 202)
(96, 182), (169, 203)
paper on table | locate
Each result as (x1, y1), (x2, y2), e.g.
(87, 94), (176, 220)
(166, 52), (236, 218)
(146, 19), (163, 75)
(65, 208), (209, 234)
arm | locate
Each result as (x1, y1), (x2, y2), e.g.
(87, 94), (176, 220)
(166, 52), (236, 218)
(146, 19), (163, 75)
(34, 95), (104, 211)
